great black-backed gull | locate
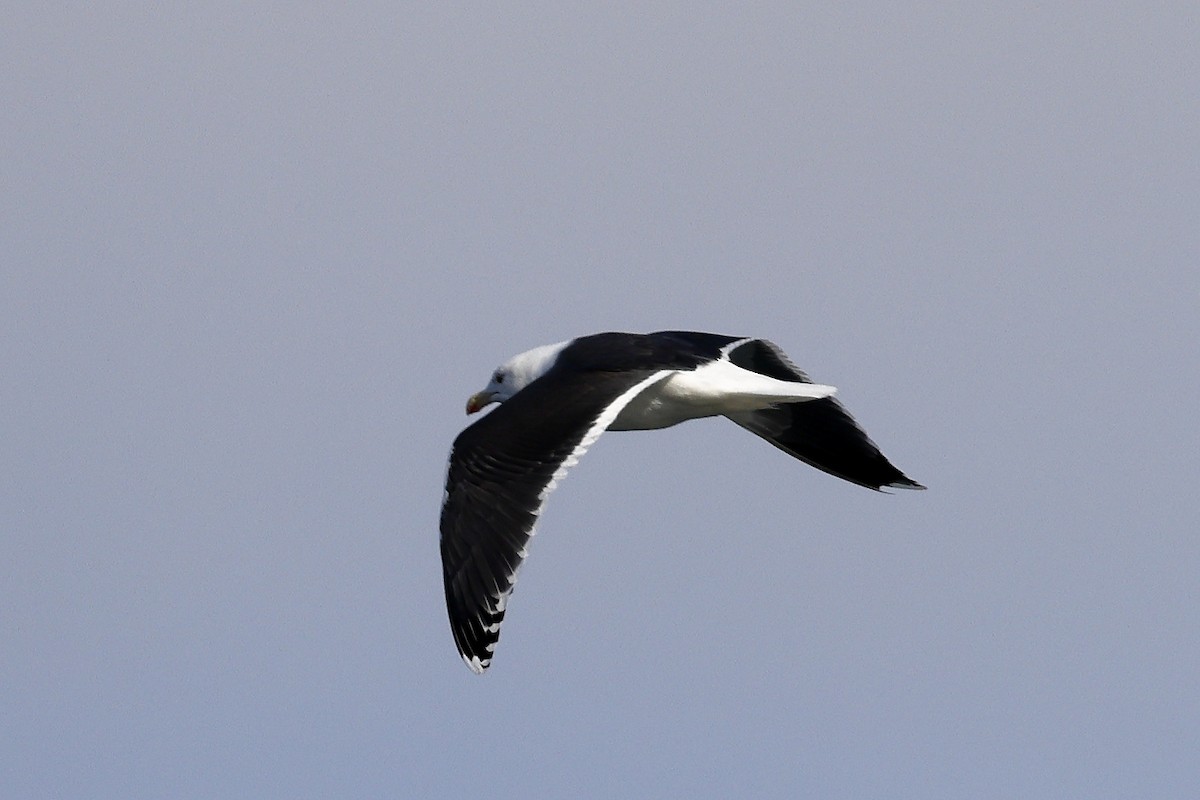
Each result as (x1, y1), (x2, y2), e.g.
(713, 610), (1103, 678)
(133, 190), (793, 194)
(440, 331), (923, 673)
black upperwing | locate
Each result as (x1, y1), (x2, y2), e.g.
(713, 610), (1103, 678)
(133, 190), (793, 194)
(724, 339), (924, 491)
(440, 363), (668, 672)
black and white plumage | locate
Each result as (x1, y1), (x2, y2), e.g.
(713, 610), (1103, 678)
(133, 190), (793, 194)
(440, 331), (923, 673)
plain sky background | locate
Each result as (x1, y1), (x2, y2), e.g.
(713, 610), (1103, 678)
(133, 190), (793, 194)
(4, 4), (1198, 798)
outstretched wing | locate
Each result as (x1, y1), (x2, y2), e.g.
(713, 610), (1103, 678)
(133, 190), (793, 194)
(440, 368), (672, 673)
(724, 339), (925, 491)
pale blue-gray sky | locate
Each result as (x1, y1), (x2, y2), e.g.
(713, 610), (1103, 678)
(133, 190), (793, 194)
(3, 4), (1198, 798)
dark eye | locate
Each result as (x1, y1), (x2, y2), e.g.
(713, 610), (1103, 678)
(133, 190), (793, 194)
(493, 372), (504, 384)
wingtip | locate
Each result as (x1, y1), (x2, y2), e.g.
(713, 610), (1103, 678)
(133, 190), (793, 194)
(463, 654), (489, 674)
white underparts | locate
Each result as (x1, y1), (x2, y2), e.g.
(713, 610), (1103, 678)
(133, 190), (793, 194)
(609, 359), (836, 431)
